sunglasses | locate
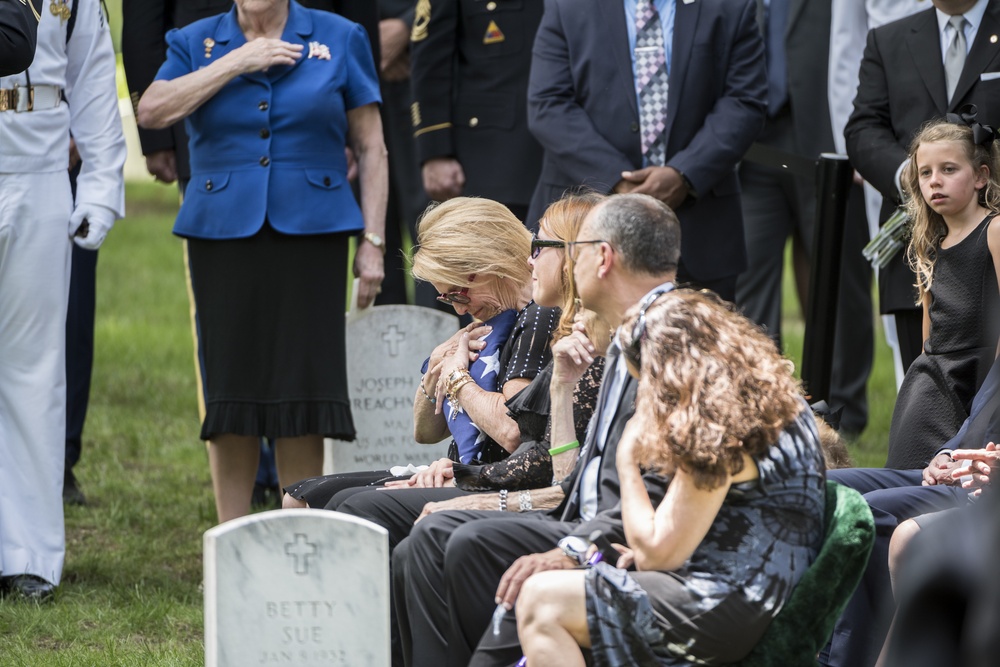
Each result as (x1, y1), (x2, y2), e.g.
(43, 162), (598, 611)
(623, 289), (670, 367)
(436, 274), (476, 305)
(530, 233), (566, 259)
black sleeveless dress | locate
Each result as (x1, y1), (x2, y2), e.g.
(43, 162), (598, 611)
(886, 215), (1000, 469)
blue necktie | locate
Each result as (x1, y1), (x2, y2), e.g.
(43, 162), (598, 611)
(766, 0), (788, 116)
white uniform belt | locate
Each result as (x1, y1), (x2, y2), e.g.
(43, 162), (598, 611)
(0, 85), (63, 112)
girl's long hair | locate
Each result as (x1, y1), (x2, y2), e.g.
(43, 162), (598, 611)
(902, 121), (1000, 301)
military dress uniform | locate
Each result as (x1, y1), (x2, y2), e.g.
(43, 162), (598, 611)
(0, 0), (124, 589)
(410, 0), (544, 219)
(0, 0), (42, 75)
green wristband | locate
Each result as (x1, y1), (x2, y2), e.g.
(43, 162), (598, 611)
(548, 440), (580, 456)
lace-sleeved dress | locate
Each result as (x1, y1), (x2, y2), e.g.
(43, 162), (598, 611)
(283, 302), (558, 507)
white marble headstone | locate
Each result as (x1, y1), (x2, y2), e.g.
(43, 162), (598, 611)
(324, 305), (458, 474)
(204, 510), (390, 667)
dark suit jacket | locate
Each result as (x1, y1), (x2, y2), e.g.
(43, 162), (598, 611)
(0, 0), (41, 76)
(526, 0), (767, 281)
(121, 0), (378, 182)
(409, 0), (544, 208)
(845, 2), (1000, 313)
(783, 0), (835, 160)
(938, 356), (1000, 454)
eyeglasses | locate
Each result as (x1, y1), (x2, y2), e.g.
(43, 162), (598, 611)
(565, 239), (606, 260)
(530, 233), (565, 259)
(622, 289), (671, 368)
(436, 274), (476, 305)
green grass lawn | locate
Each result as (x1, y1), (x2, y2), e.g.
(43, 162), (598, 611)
(0, 182), (896, 663)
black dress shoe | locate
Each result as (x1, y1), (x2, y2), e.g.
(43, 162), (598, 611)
(63, 471), (88, 507)
(0, 575), (56, 602)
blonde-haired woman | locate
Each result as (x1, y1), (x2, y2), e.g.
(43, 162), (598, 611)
(516, 290), (826, 666)
(283, 197), (558, 508)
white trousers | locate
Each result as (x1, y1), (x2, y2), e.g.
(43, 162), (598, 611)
(0, 171), (72, 584)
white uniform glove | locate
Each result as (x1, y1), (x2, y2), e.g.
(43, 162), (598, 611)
(69, 203), (116, 250)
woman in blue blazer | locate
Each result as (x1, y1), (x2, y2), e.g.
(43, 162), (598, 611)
(137, 0), (388, 523)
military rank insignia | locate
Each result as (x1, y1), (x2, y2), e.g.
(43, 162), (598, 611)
(483, 20), (505, 45)
(412, 0), (430, 42)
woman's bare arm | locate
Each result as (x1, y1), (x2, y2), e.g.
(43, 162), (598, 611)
(137, 38), (303, 129)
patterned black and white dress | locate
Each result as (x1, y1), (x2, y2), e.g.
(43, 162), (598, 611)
(585, 406), (826, 666)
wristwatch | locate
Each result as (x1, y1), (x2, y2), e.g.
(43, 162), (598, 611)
(557, 535), (590, 566)
(362, 232), (386, 254)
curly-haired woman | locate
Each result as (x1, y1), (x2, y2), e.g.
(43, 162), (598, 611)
(515, 289), (827, 666)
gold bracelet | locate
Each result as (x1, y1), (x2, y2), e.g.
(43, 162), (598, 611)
(445, 371), (475, 420)
(446, 369), (473, 397)
(446, 368), (470, 388)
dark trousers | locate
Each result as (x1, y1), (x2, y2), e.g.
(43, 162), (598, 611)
(821, 467), (970, 667)
(336, 486), (478, 667)
(737, 116), (874, 434)
(392, 509), (574, 667)
(65, 244), (98, 481)
(736, 108), (816, 340)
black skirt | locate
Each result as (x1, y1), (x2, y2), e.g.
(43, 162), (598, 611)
(186, 223), (355, 441)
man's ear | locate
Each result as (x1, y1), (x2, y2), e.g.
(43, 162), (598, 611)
(596, 242), (614, 279)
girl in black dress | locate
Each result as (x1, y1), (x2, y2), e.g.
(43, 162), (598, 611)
(886, 112), (1000, 469)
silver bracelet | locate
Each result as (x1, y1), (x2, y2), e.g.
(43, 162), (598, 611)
(518, 490), (533, 512)
(418, 375), (436, 404)
(498, 489), (508, 512)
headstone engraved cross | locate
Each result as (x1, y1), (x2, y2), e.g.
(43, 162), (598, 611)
(285, 533), (317, 575)
(381, 325), (406, 357)
(204, 510), (390, 667)
(324, 305), (458, 474)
